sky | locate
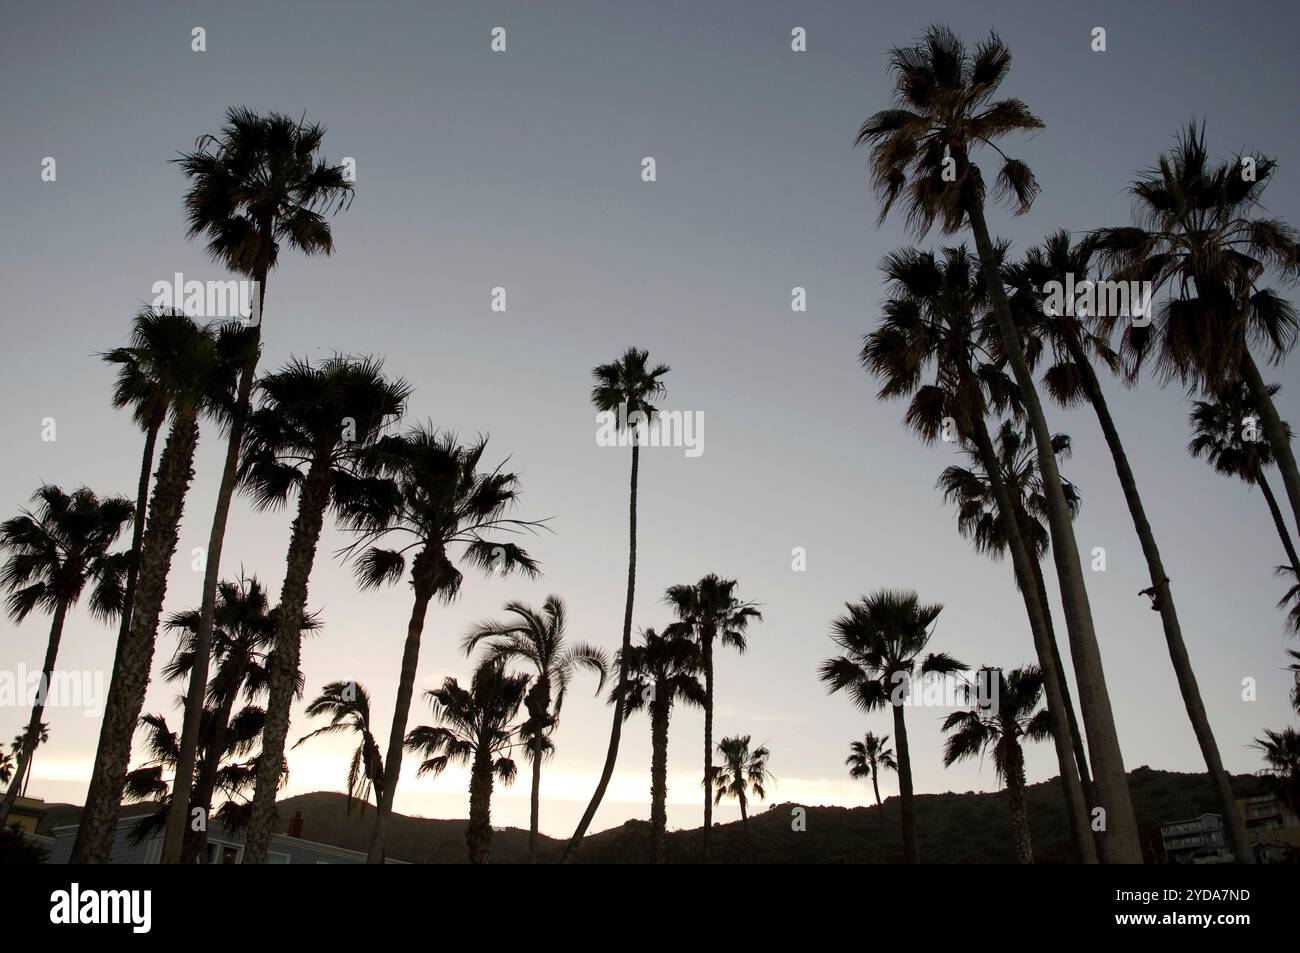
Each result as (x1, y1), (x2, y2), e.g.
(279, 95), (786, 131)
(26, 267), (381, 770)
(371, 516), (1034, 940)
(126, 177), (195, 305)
(1, 0), (1298, 840)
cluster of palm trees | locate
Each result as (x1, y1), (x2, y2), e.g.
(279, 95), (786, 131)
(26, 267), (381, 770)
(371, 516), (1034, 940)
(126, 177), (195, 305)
(3, 24), (1299, 866)
(827, 23), (1300, 864)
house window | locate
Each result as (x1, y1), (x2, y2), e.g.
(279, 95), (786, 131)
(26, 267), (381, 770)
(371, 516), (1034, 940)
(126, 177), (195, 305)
(267, 851), (290, 864)
(206, 840), (243, 864)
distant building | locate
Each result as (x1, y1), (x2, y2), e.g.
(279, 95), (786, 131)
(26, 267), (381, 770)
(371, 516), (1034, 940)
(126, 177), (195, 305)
(1159, 794), (1300, 864)
(5, 795), (47, 835)
(44, 813), (407, 864)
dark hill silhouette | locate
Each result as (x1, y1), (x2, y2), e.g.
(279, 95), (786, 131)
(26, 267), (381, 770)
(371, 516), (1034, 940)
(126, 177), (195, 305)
(36, 765), (1265, 863)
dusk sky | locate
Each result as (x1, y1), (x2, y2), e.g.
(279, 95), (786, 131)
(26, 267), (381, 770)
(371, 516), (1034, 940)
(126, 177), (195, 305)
(2, 0), (1298, 837)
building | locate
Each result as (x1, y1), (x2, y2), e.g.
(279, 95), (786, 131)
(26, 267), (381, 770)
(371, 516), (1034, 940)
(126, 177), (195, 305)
(44, 812), (407, 864)
(1159, 812), (1233, 864)
(5, 795), (47, 835)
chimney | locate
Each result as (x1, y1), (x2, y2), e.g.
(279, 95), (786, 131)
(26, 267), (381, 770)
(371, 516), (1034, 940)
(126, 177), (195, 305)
(288, 810), (304, 838)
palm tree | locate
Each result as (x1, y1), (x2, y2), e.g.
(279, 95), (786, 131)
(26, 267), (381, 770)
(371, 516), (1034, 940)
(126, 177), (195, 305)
(238, 356), (410, 864)
(663, 574), (762, 862)
(1010, 232), (1254, 861)
(10, 723), (48, 798)
(563, 348), (670, 862)
(462, 597), (606, 863)
(72, 312), (248, 864)
(101, 310), (176, 675)
(405, 660), (528, 864)
(294, 681), (384, 813)
(846, 732), (896, 862)
(942, 666), (1053, 863)
(162, 574), (318, 862)
(162, 108), (354, 864)
(342, 427), (542, 863)
(1189, 381), (1299, 577)
(1253, 727), (1300, 815)
(0, 487), (132, 829)
(819, 589), (967, 863)
(862, 245), (1096, 862)
(857, 25), (1142, 861)
(614, 626), (705, 863)
(712, 734), (773, 864)
(1089, 123), (1300, 532)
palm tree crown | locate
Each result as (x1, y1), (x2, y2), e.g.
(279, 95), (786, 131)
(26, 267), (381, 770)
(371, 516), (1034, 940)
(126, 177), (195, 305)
(294, 681), (384, 813)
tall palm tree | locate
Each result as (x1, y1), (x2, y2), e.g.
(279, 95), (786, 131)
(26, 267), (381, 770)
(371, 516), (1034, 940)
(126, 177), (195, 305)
(0, 486), (132, 829)
(663, 574), (762, 862)
(405, 660), (528, 864)
(162, 574), (318, 862)
(1011, 232), (1253, 861)
(101, 310), (175, 673)
(942, 665), (1053, 863)
(462, 597), (606, 863)
(862, 245), (1096, 862)
(10, 723), (48, 798)
(1089, 123), (1300, 532)
(564, 348), (670, 862)
(162, 108), (354, 864)
(614, 626), (705, 863)
(1253, 726), (1300, 815)
(857, 25), (1142, 861)
(342, 426), (542, 863)
(1188, 382), (1299, 577)
(73, 312), (248, 863)
(238, 356), (410, 863)
(819, 589), (967, 863)
(294, 681), (384, 813)
(846, 732), (896, 862)
(712, 734), (773, 864)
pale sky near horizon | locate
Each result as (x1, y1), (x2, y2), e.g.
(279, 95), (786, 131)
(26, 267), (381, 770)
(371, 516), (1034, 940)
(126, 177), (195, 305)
(2, 0), (1298, 839)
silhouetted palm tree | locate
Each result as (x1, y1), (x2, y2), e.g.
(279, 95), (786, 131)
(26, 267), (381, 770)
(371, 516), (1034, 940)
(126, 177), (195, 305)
(406, 660), (528, 864)
(1253, 727), (1300, 815)
(294, 681), (384, 813)
(664, 574), (762, 862)
(942, 666), (1053, 863)
(238, 356), (410, 863)
(863, 244), (1096, 862)
(343, 426), (541, 862)
(857, 24), (1141, 861)
(164, 108), (354, 864)
(846, 732), (896, 861)
(0, 484), (131, 829)
(462, 597), (606, 862)
(713, 734), (773, 863)
(1189, 382), (1299, 577)
(820, 589), (967, 863)
(74, 312), (249, 863)
(564, 348), (669, 862)
(1010, 232), (1252, 861)
(162, 574), (318, 862)
(9, 723), (48, 798)
(615, 627), (705, 863)
(1089, 123), (1300, 533)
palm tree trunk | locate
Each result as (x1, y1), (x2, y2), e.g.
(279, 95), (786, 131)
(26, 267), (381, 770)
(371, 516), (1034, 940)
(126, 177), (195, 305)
(0, 600), (69, 828)
(701, 630), (714, 862)
(740, 793), (752, 863)
(366, 550), (440, 864)
(1073, 346), (1251, 863)
(1006, 743), (1034, 864)
(527, 746), (542, 864)
(650, 694), (669, 864)
(965, 198), (1142, 863)
(181, 670), (243, 864)
(890, 701), (918, 863)
(71, 411), (201, 863)
(969, 415), (1097, 863)
(466, 747), (494, 864)
(1258, 471), (1300, 577)
(1241, 351), (1300, 533)
(162, 271), (266, 864)
(242, 459), (332, 864)
(562, 441), (640, 861)
(113, 415), (161, 674)
(870, 771), (883, 863)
